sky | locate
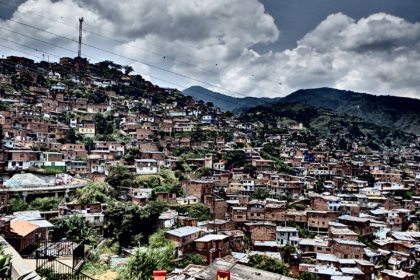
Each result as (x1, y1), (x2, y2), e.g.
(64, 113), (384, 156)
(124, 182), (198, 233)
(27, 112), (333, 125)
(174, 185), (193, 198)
(0, 0), (420, 99)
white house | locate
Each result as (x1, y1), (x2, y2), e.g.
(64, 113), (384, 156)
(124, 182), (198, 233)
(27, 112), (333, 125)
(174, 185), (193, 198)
(135, 159), (159, 175)
(276, 226), (299, 246)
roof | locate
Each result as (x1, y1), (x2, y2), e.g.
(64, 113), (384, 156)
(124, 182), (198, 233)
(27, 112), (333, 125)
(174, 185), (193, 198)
(254, 241), (281, 248)
(10, 219), (39, 237)
(13, 210), (42, 220)
(135, 159), (157, 162)
(340, 267), (364, 275)
(166, 226), (202, 238)
(331, 276), (353, 280)
(316, 253), (338, 262)
(195, 234), (228, 242)
(28, 219), (54, 228)
(338, 215), (369, 223)
(194, 258), (295, 280)
(381, 270), (414, 279)
(300, 238), (329, 247)
(333, 239), (365, 247)
(276, 226), (298, 232)
(330, 227), (358, 236)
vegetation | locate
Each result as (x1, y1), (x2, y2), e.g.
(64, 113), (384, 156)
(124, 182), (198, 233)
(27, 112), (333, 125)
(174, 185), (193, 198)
(0, 244), (11, 280)
(117, 231), (175, 280)
(51, 215), (97, 244)
(248, 254), (290, 276)
(105, 165), (135, 193)
(251, 188), (270, 200)
(75, 182), (115, 204)
(104, 201), (166, 247)
(176, 253), (206, 268)
(299, 271), (319, 280)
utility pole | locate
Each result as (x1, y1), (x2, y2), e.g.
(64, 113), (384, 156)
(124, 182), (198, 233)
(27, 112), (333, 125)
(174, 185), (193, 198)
(78, 17), (84, 57)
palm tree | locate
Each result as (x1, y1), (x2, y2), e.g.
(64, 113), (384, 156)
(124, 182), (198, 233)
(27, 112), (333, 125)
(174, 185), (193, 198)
(0, 244), (11, 280)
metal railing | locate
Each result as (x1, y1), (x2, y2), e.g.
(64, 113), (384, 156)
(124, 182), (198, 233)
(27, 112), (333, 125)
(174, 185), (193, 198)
(36, 254), (94, 280)
(35, 241), (93, 280)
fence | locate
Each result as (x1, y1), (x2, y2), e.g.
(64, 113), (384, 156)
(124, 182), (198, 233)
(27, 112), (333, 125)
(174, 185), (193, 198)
(36, 255), (94, 280)
(35, 240), (93, 280)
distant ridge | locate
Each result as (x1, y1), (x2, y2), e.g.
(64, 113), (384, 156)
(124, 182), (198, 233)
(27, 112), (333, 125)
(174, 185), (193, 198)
(183, 86), (420, 134)
(281, 87), (420, 135)
(182, 86), (281, 112)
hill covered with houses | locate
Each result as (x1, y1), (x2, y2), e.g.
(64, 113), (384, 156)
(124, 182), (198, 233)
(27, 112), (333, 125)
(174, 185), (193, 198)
(0, 55), (419, 280)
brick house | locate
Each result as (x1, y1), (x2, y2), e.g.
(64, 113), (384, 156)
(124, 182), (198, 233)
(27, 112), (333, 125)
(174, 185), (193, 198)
(194, 234), (229, 263)
(331, 239), (366, 259)
(245, 222), (276, 242)
(231, 207), (247, 223)
(338, 215), (372, 237)
(181, 180), (214, 203)
(165, 226), (204, 257)
(307, 211), (338, 233)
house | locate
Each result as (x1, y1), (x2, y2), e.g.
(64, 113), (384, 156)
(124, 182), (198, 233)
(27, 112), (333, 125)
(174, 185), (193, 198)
(231, 207), (247, 223)
(58, 203), (105, 230)
(165, 226), (204, 257)
(158, 210), (178, 229)
(276, 226), (299, 246)
(245, 222), (276, 242)
(328, 227), (358, 240)
(307, 211), (338, 233)
(331, 239), (366, 259)
(194, 234), (229, 263)
(78, 123), (95, 138)
(135, 159), (159, 174)
(61, 144), (87, 160)
(382, 270), (414, 280)
(191, 258), (295, 280)
(6, 150), (39, 171)
(40, 151), (65, 172)
(181, 180), (214, 203)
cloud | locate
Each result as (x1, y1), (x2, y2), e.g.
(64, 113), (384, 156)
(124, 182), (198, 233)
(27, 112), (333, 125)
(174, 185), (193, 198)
(1, 1), (420, 99)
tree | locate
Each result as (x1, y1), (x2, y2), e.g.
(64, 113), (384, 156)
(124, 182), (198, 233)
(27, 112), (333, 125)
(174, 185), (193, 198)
(75, 182), (115, 204)
(248, 254), (290, 276)
(298, 226), (315, 239)
(118, 231), (174, 280)
(123, 65), (134, 75)
(251, 188), (270, 200)
(29, 197), (61, 211)
(195, 167), (213, 178)
(0, 244), (11, 280)
(52, 215), (97, 244)
(94, 113), (115, 137)
(280, 244), (297, 263)
(8, 198), (28, 213)
(59, 128), (79, 144)
(177, 253), (206, 268)
(299, 271), (319, 280)
(106, 165), (134, 193)
(186, 203), (211, 221)
(104, 201), (167, 247)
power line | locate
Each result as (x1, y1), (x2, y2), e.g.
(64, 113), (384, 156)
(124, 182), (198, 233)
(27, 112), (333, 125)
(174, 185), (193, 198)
(0, 0), (283, 89)
(0, 42), (244, 110)
(0, 4), (283, 97)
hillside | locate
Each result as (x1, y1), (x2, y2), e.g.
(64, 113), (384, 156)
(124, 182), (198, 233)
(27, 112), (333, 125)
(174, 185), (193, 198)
(282, 88), (420, 135)
(183, 86), (420, 135)
(239, 102), (415, 149)
(182, 86), (281, 112)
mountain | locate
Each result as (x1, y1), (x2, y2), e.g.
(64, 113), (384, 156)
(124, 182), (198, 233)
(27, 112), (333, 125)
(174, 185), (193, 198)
(183, 85), (420, 135)
(240, 102), (415, 149)
(182, 86), (281, 112)
(281, 88), (420, 135)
